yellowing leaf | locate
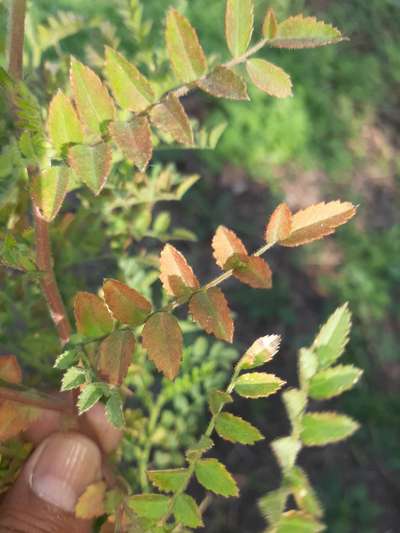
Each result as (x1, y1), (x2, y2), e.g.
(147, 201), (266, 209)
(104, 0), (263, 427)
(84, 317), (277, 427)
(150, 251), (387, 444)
(142, 312), (183, 380)
(189, 287), (234, 342)
(75, 481), (106, 519)
(47, 90), (83, 152)
(272, 14), (344, 49)
(150, 93), (193, 146)
(215, 412), (264, 444)
(309, 365), (362, 400)
(280, 201), (356, 247)
(73, 291), (113, 338)
(104, 47), (155, 112)
(263, 8), (278, 40)
(239, 334), (281, 370)
(109, 117), (152, 172)
(98, 330), (135, 385)
(197, 66), (249, 100)
(70, 57), (115, 136)
(225, 0), (254, 57)
(212, 225), (247, 269)
(147, 468), (189, 494)
(68, 142), (112, 195)
(103, 279), (152, 327)
(195, 458), (239, 497)
(166, 9), (207, 83)
(228, 255), (272, 289)
(234, 372), (285, 398)
(246, 58), (293, 99)
(0, 401), (40, 441)
(160, 244), (199, 298)
(0, 355), (22, 384)
(31, 166), (72, 222)
(301, 412), (359, 446)
(265, 203), (292, 244)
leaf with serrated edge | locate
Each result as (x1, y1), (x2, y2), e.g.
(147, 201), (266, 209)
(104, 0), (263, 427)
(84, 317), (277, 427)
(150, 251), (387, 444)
(265, 203), (292, 244)
(259, 488), (289, 526)
(212, 225), (247, 269)
(160, 244), (199, 297)
(47, 90), (83, 152)
(216, 412), (264, 445)
(98, 330), (135, 385)
(186, 436), (214, 461)
(75, 481), (106, 519)
(275, 510), (325, 533)
(271, 14), (343, 49)
(109, 117), (152, 172)
(147, 469), (188, 493)
(312, 303), (351, 369)
(235, 372), (284, 398)
(166, 9), (207, 83)
(246, 58), (293, 99)
(309, 365), (362, 400)
(263, 8), (278, 40)
(150, 93), (193, 146)
(282, 388), (307, 432)
(31, 166), (72, 222)
(142, 312), (183, 380)
(61, 366), (86, 391)
(104, 47), (155, 112)
(225, 0), (254, 57)
(105, 391), (125, 428)
(103, 279), (152, 327)
(229, 255), (272, 289)
(74, 292), (113, 338)
(197, 67), (249, 100)
(189, 287), (234, 342)
(301, 412), (359, 446)
(298, 348), (318, 390)
(0, 355), (22, 383)
(271, 436), (301, 472)
(281, 201), (356, 247)
(287, 466), (323, 518)
(68, 142), (112, 195)
(195, 458), (238, 497)
(70, 57), (115, 135)
(174, 494), (204, 528)
(239, 334), (281, 370)
(128, 494), (170, 520)
(77, 383), (106, 414)
(209, 390), (233, 416)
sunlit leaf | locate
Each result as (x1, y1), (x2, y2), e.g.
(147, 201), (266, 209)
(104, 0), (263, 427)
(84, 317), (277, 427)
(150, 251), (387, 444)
(246, 59), (293, 99)
(309, 365), (362, 400)
(166, 9), (207, 83)
(174, 494), (204, 528)
(186, 436), (214, 462)
(73, 291), (113, 338)
(150, 94), (194, 146)
(281, 201), (356, 247)
(68, 142), (112, 195)
(98, 330), (135, 385)
(142, 312), (183, 380)
(109, 117), (152, 172)
(212, 225), (247, 269)
(312, 303), (351, 369)
(215, 412), (264, 444)
(234, 372), (284, 398)
(282, 388), (307, 433)
(271, 436), (301, 472)
(70, 57), (115, 135)
(227, 254), (272, 289)
(208, 389), (233, 416)
(301, 412), (359, 446)
(104, 47), (155, 112)
(265, 203), (292, 244)
(238, 334), (281, 370)
(225, 0), (254, 57)
(77, 383), (107, 414)
(31, 166), (72, 222)
(298, 348), (318, 390)
(271, 14), (344, 49)
(105, 390), (125, 428)
(148, 468), (189, 494)
(47, 90), (83, 152)
(195, 458), (239, 497)
(287, 466), (323, 518)
(61, 366), (86, 391)
(189, 287), (234, 342)
(75, 481), (106, 519)
(103, 279), (152, 327)
(275, 510), (325, 533)
(263, 8), (278, 40)
(197, 66), (249, 100)
(159, 244), (199, 298)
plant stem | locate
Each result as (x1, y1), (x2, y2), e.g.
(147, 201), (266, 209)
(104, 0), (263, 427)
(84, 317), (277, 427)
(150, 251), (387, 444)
(7, 0), (72, 346)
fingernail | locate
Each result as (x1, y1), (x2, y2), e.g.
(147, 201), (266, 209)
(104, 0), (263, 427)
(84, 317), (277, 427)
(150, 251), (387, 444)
(29, 432), (102, 512)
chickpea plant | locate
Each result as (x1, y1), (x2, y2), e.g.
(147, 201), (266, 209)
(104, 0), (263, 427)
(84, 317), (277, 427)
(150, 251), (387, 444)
(0, 0), (363, 531)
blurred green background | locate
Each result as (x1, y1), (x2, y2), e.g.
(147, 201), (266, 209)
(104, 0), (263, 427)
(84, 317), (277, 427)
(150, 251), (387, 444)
(1, 0), (399, 531)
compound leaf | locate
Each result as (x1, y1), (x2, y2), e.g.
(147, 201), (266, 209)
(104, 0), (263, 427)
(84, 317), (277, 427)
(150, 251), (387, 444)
(225, 0), (254, 57)
(73, 291), (113, 338)
(234, 372), (284, 399)
(109, 117), (152, 172)
(103, 278), (152, 327)
(189, 287), (234, 342)
(195, 458), (239, 497)
(301, 412), (359, 446)
(68, 142), (112, 195)
(215, 412), (264, 445)
(197, 66), (249, 100)
(98, 330), (135, 385)
(246, 58), (293, 99)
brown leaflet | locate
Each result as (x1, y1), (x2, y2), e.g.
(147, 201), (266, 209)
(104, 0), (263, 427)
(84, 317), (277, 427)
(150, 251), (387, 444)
(265, 203), (292, 244)
(68, 142), (112, 195)
(103, 279), (152, 327)
(189, 287), (234, 342)
(73, 292), (114, 338)
(197, 67), (249, 101)
(109, 117), (152, 172)
(159, 244), (199, 297)
(98, 330), (135, 385)
(212, 225), (248, 269)
(228, 255), (272, 289)
(150, 94), (193, 146)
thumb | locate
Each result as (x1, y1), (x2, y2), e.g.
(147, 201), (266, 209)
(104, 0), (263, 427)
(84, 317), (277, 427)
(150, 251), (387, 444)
(0, 432), (102, 533)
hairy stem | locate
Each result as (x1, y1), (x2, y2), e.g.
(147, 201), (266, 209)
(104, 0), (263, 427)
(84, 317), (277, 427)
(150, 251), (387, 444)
(7, 0), (72, 346)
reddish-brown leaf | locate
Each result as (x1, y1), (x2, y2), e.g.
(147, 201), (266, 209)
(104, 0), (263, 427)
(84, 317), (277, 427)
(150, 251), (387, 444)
(98, 330), (135, 385)
(281, 201), (356, 247)
(189, 287), (234, 342)
(160, 244), (200, 297)
(75, 481), (106, 519)
(103, 279), (152, 327)
(212, 226), (248, 269)
(0, 401), (40, 441)
(227, 255), (272, 289)
(74, 292), (114, 338)
(150, 94), (193, 146)
(265, 203), (292, 244)
(68, 142), (112, 195)
(0, 355), (22, 384)
(197, 67), (249, 101)
(109, 117), (152, 172)
(142, 313), (183, 380)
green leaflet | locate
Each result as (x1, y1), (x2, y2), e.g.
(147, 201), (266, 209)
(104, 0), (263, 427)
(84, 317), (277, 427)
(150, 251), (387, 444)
(215, 412), (264, 445)
(208, 390), (233, 415)
(234, 372), (284, 398)
(73, 292), (114, 338)
(258, 488), (289, 526)
(47, 90), (83, 152)
(54, 349), (79, 370)
(301, 412), (360, 446)
(105, 390), (125, 428)
(246, 58), (293, 99)
(275, 510), (325, 532)
(312, 303), (351, 369)
(173, 494), (203, 528)
(77, 383), (107, 414)
(271, 436), (301, 472)
(286, 466), (323, 518)
(147, 468), (188, 493)
(309, 365), (362, 400)
(271, 14), (343, 49)
(61, 366), (86, 391)
(128, 494), (170, 520)
(31, 166), (72, 222)
(225, 0), (254, 57)
(68, 142), (112, 195)
(195, 458), (238, 497)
